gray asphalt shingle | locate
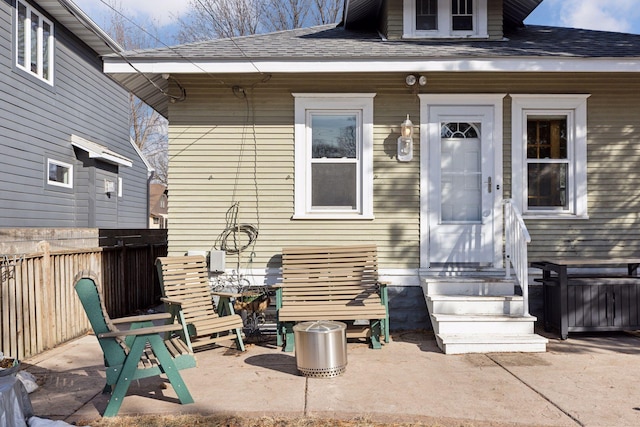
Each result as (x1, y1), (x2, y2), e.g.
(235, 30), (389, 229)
(112, 24), (640, 62)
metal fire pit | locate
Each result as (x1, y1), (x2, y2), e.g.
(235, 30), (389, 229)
(293, 320), (347, 378)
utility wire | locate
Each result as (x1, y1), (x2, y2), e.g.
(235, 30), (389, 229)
(96, 0), (269, 90)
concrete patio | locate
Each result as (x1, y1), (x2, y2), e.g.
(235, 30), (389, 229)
(22, 329), (640, 426)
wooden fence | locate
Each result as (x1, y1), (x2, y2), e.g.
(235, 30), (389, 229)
(1, 234), (167, 360)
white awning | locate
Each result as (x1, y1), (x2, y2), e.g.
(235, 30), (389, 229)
(71, 134), (133, 167)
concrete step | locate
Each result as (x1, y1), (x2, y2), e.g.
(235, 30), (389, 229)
(435, 333), (549, 355)
(426, 295), (525, 316)
(422, 277), (516, 296)
(430, 313), (536, 335)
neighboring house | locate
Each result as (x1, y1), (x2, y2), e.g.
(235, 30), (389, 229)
(0, 0), (151, 231)
(103, 0), (640, 353)
(149, 183), (168, 229)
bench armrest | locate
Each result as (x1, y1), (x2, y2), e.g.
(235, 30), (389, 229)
(99, 323), (183, 339)
(161, 297), (184, 306)
(211, 291), (244, 298)
(111, 312), (172, 325)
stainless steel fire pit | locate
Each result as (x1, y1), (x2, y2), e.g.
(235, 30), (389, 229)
(293, 320), (347, 378)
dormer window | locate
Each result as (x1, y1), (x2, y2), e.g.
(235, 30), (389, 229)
(416, 0), (438, 30)
(452, 0), (473, 31)
(404, 0), (488, 39)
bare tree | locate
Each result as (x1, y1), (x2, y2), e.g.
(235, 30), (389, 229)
(176, 0), (262, 42)
(312, 0), (342, 25)
(176, 0), (343, 43)
(105, 1), (169, 184)
(262, 0), (311, 32)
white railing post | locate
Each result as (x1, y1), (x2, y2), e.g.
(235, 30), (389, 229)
(503, 199), (531, 317)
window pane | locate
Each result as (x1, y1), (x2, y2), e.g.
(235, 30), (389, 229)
(452, 0), (473, 31)
(527, 118), (567, 159)
(311, 163), (357, 209)
(49, 163), (69, 184)
(452, 16), (473, 30)
(17, 3), (27, 68)
(416, 0), (437, 30)
(31, 12), (38, 74)
(43, 21), (51, 80)
(527, 163), (568, 209)
(311, 114), (357, 159)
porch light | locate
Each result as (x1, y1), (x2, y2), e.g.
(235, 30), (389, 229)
(397, 114), (414, 162)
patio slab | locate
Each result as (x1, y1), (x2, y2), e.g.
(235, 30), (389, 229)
(23, 329), (640, 426)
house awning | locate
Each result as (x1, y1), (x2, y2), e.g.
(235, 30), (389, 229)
(71, 134), (133, 167)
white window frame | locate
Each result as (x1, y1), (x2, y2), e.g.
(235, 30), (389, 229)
(16, 0), (54, 84)
(47, 158), (73, 188)
(293, 93), (375, 219)
(511, 94), (590, 219)
(403, 0), (488, 39)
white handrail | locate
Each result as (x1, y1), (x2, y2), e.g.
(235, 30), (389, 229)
(503, 199), (532, 316)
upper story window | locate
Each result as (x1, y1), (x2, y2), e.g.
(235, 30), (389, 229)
(293, 94), (375, 219)
(511, 95), (590, 219)
(404, 0), (488, 38)
(16, 0), (54, 84)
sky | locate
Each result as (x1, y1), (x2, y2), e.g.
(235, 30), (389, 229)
(74, 0), (640, 47)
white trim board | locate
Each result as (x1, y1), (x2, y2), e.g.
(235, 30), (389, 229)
(104, 58), (640, 75)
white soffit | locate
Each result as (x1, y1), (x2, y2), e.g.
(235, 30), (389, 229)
(71, 134), (133, 167)
(103, 57), (640, 74)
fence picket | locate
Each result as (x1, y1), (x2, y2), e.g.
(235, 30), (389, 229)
(0, 237), (166, 360)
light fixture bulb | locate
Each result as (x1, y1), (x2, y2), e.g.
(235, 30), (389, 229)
(405, 74), (417, 86)
(418, 75), (427, 86)
(401, 114), (414, 138)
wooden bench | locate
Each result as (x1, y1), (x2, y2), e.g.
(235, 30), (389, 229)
(276, 244), (389, 352)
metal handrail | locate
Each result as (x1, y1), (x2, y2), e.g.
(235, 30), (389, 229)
(503, 199), (532, 316)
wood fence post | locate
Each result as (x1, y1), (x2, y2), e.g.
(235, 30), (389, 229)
(37, 241), (52, 351)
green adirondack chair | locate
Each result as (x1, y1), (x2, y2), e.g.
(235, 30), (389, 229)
(74, 273), (196, 417)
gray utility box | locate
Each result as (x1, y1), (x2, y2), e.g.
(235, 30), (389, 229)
(293, 320), (347, 378)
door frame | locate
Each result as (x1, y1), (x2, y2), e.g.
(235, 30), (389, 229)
(418, 94), (506, 270)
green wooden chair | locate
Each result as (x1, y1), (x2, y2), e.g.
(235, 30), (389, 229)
(74, 272), (196, 417)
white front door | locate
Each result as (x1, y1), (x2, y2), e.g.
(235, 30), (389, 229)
(419, 95), (505, 268)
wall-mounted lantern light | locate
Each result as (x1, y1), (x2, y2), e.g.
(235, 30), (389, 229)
(397, 114), (414, 162)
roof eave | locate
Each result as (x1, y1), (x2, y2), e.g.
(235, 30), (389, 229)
(37, 0), (123, 55)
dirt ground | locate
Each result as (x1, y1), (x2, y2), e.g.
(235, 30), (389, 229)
(78, 415), (452, 427)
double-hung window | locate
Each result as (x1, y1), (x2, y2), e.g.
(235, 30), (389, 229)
(293, 94), (375, 219)
(404, 0), (488, 38)
(511, 95), (590, 219)
(16, 0), (54, 84)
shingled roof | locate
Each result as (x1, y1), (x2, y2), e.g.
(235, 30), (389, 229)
(112, 24), (640, 60)
(104, 24), (640, 117)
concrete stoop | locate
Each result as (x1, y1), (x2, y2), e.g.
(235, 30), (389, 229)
(422, 277), (548, 354)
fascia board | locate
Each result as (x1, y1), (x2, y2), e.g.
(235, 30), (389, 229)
(104, 57), (640, 74)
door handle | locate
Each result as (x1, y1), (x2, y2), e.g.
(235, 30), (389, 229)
(487, 176), (492, 193)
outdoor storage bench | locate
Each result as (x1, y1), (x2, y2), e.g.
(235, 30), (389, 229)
(276, 244), (389, 352)
(533, 260), (640, 339)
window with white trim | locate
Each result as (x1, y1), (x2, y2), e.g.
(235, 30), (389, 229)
(404, 0), (488, 38)
(47, 159), (73, 188)
(293, 94), (375, 219)
(16, 0), (54, 84)
(511, 95), (590, 219)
